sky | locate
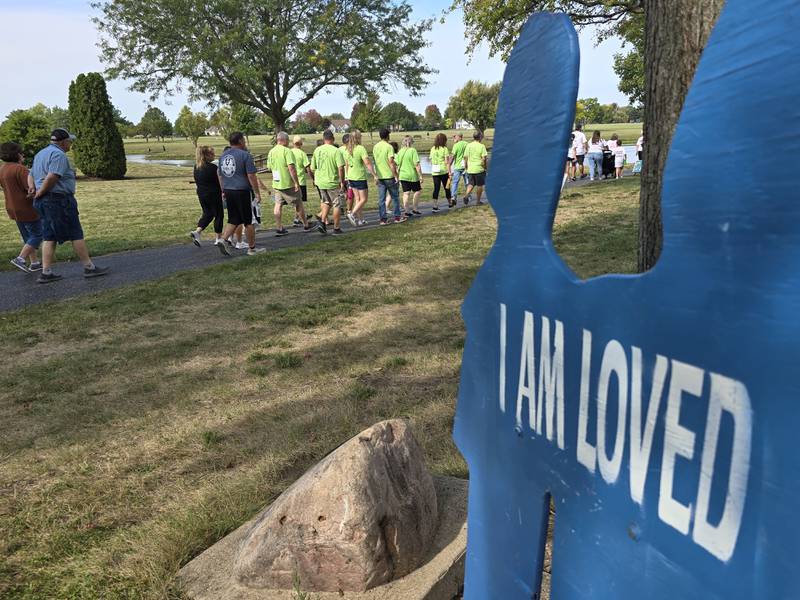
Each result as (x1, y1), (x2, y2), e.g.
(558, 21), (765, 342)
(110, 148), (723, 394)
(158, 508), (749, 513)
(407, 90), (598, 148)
(0, 0), (629, 124)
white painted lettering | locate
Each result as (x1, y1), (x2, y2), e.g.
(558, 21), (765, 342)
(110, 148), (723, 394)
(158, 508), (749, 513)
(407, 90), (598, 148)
(536, 317), (566, 449)
(499, 303), (507, 413)
(597, 340), (628, 484)
(577, 328), (596, 473)
(516, 311), (536, 430)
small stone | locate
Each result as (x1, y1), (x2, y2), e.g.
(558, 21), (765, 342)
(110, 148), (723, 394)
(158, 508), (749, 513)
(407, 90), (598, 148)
(233, 419), (438, 593)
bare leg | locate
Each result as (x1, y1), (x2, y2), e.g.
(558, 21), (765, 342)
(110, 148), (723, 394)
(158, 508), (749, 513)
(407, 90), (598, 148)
(475, 186), (485, 204)
(353, 189), (368, 219)
(273, 201), (282, 229)
(245, 224), (256, 247)
(333, 207), (341, 229)
(19, 244), (36, 261)
(71, 239), (93, 267)
(296, 203), (308, 227)
(413, 191), (420, 211)
(402, 191), (410, 212)
(42, 241), (56, 271)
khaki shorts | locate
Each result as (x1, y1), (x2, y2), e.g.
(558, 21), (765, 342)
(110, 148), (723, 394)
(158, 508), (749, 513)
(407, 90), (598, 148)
(274, 188), (302, 208)
(319, 188), (344, 209)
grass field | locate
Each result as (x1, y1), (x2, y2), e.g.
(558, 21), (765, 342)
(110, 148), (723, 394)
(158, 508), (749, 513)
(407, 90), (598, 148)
(122, 122), (641, 161)
(0, 177), (639, 598)
(0, 162), (461, 271)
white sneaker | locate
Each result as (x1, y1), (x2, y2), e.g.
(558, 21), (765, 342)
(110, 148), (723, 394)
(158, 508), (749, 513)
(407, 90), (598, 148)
(189, 231), (201, 247)
(247, 247), (266, 256)
(213, 239), (223, 246)
(358, 219), (368, 226)
(236, 241), (249, 250)
(347, 212), (357, 227)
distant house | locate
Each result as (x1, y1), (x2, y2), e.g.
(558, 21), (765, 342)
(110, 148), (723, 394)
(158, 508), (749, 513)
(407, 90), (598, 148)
(328, 119), (351, 133)
(454, 119), (473, 130)
(205, 125), (222, 136)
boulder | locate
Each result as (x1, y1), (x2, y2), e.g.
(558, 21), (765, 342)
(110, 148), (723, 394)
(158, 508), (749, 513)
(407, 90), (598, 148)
(233, 419), (438, 593)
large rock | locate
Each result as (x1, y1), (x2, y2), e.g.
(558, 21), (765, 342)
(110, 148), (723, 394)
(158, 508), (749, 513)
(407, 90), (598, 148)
(233, 419), (438, 593)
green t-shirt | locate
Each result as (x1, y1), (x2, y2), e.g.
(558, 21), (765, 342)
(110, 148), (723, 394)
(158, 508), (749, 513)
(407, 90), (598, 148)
(372, 140), (395, 180)
(452, 140), (468, 169)
(290, 147), (310, 186)
(311, 144), (345, 190)
(346, 145), (369, 181)
(267, 145), (296, 190)
(396, 147), (420, 182)
(429, 146), (450, 175)
(465, 141), (488, 174)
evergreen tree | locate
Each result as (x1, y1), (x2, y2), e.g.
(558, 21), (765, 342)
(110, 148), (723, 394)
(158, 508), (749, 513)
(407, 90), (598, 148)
(68, 73), (126, 179)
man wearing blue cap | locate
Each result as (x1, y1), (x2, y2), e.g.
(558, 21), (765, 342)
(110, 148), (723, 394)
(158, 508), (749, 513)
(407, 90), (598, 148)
(31, 128), (109, 283)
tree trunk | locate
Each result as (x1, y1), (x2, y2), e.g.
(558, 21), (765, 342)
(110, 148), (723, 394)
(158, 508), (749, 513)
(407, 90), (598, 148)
(638, 0), (724, 272)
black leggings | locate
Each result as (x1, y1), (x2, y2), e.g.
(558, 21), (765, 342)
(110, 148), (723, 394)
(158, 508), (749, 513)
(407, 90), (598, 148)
(432, 174), (452, 200)
(197, 191), (224, 234)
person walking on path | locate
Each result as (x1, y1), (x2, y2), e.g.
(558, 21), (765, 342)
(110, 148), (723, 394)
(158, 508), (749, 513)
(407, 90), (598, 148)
(1, 142), (42, 272)
(586, 130), (606, 181)
(216, 132), (265, 256)
(397, 136), (424, 217)
(572, 124), (588, 180)
(462, 131), (488, 206)
(429, 133), (452, 212)
(31, 129), (109, 283)
(373, 128), (405, 225)
(268, 132), (312, 236)
(291, 136), (314, 227)
(311, 130), (346, 235)
(449, 133), (469, 203)
(189, 145), (224, 247)
(344, 130), (378, 227)
(636, 131), (644, 160)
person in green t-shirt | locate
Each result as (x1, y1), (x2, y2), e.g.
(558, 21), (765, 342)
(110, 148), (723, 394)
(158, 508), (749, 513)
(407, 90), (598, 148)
(344, 130), (379, 227)
(339, 133), (353, 214)
(268, 131), (313, 235)
(429, 133), (453, 211)
(310, 129), (346, 234)
(463, 131), (488, 206)
(450, 133), (469, 200)
(396, 136), (424, 216)
(372, 128), (405, 225)
(291, 136), (314, 227)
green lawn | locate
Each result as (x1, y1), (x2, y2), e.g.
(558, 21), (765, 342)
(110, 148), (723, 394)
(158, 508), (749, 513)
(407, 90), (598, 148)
(0, 176), (639, 599)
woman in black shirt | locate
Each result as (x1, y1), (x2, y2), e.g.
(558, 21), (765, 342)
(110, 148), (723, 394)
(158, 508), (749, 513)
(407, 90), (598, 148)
(189, 145), (224, 246)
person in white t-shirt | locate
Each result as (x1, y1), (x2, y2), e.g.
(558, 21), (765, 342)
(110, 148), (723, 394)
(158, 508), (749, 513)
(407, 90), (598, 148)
(586, 130), (606, 181)
(636, 131), (644, 160)
(571, 124), (588, 179)
(609, 134), (625, 179)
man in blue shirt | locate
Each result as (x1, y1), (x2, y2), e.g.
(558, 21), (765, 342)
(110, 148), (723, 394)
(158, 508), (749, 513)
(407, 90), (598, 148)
(217, 132), (265, 256)
(31, 129), (109, 283)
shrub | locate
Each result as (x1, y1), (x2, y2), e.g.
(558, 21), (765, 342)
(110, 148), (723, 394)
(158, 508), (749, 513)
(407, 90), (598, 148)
(68, 72), (127, 179)
(0, 109), (50, 166)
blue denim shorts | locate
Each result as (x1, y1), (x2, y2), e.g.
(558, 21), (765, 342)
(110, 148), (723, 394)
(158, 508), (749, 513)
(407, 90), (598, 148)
(35, 193), (84, 244)
(17, 219), (43, 249)
(348, 179), (368, 190)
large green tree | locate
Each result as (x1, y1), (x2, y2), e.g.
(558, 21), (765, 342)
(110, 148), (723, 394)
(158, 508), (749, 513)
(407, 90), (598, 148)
(0, 109), (50, 166)
(175, 106), (209, 147)
(68, 72), (127, 179)
(352, 92), (383, 138)
(448, 0), (723, 272)
(380, 102), (419, 131)
(422, 104), (443, 130)
(93, 0), (434, 134)
(445, 81), (501, 134)
(137, 106), (173, 142)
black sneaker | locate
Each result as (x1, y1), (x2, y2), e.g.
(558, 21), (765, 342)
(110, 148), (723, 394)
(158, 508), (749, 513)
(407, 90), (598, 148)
(332, 228), (344, 235)
(303, 223), (316, 232)
(292, 219), (303, 228)
(84, 266), (110, 278)
(463, 196), (470, 206)
(218, 240), (232, 256)
(37, 272), (63, 284)
(412, 210), (422, 216)
(404, 211), (413, 218)
(431, 206), (439, 212)
(275, 228), (289, 237)
(316, 220), (328, 235)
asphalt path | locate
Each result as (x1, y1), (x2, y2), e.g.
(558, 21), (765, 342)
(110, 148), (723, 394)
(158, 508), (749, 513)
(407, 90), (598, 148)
(0, 172), (629, 313)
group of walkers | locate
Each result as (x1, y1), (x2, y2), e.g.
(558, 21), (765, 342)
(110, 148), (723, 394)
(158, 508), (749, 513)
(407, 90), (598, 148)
(0, 129), (108, 282)
(567, 124), (644, 181)
(187, 128), (490, 248)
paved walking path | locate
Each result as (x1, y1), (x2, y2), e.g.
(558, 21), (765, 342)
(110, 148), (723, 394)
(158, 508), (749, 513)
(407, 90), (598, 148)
(0, 174), (630, 313)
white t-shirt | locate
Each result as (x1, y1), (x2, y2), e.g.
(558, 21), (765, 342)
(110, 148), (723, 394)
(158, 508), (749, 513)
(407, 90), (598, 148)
(568, 144), (576, 159)
(636, 136), (644, 152)
(607, 139), (618, 150)
(588, 138), (605, 153)
(572, 131), (587, 155)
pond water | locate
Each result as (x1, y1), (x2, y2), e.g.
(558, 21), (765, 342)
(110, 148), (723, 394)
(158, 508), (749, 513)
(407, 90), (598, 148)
(128, 147), (639, 174)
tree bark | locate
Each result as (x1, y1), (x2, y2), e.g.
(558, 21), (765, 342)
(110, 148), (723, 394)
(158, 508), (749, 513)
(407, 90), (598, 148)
(638, 0), (724, 272)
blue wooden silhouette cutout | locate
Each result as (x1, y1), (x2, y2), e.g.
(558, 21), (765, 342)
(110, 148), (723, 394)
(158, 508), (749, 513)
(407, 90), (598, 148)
(453, 1), (800, 598)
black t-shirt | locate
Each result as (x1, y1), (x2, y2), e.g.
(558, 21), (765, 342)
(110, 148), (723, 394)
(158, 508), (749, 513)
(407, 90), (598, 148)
(194, 162), (221, 196)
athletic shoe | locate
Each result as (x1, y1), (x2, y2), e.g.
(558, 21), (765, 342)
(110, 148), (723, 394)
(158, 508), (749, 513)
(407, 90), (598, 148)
(275, 228), (289, 237)
(316, 220), (328, 235)
(432, 206), (439, 212)
(84, 266), (110, 278)
(463, 196), (470, 206)
(580, 174), (588, 179)
(412, 210), (422, 216)
(332, 228), (344, 235)
(189, 230), (201, 247)
(213, 239), (223, 246)
(394, 215), (407, 223)
(10, 257), (29, 272)
(347, 212), (357, 227)
(404, 211), (413, 218)
(218, 241), (232, 256)
(247, 247), (266, 256)
(224, 237), (234, 248)
(357, 219), (368, 226)
(37, 272), (63, 284)
(303, 224), (316, 232)
(28, 261), (43, 272)
(236, 241), (249, 250)
(292, 218), (302, 228)
(379, 219), (390, 226)
(571, 177), (576, 182)
(476, 200), (485, 206)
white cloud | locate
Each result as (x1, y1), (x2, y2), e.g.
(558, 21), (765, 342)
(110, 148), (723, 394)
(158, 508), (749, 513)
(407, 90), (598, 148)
(0, 5), (629, 125)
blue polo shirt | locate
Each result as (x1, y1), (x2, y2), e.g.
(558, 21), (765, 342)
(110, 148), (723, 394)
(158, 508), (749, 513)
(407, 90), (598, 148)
(32, 144), (76, 195)
(217, 147), (257, 191)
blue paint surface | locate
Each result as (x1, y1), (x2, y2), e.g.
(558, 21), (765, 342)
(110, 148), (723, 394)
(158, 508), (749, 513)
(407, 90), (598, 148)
(453, 2), (800, 598)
